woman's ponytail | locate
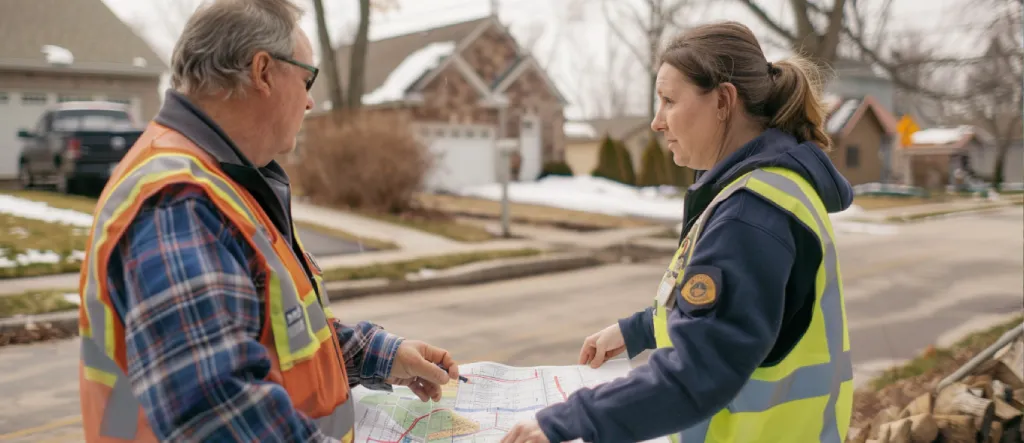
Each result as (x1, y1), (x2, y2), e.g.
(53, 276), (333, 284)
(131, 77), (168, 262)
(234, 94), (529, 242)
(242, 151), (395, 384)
(763, 57), (833, 151)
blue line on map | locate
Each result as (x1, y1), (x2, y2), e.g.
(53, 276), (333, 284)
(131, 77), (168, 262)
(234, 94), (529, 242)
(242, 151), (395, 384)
(453, 405), (544, 413)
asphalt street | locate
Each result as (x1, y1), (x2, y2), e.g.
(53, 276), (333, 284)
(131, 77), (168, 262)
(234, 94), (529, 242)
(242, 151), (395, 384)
(1, 207), (1021, 442)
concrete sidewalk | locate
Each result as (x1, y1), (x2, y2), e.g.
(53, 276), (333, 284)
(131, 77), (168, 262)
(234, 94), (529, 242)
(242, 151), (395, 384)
(851, 197), (1023, 222)
(291, 201), (457, 250)
(0, 203), (677, 296)
(0, 238), (554, 296)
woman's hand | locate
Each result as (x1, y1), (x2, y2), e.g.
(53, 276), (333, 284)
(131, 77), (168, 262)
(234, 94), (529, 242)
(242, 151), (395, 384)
(578, 323), (626, 368)
(501, 420), (551, 443)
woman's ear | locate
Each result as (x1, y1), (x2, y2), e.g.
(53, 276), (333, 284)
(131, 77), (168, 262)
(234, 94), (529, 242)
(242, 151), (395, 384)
(716, 82), (739, 116)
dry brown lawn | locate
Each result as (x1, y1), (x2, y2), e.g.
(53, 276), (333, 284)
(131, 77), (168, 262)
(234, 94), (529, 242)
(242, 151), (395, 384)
(416, 193), (658, 231)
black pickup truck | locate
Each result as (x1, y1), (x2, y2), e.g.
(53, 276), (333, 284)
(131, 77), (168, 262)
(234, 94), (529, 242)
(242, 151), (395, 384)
(17, 101), (144, 194)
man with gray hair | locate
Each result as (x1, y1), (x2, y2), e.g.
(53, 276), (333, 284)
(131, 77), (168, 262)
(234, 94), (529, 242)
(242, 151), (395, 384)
(77, 0), (460, 441)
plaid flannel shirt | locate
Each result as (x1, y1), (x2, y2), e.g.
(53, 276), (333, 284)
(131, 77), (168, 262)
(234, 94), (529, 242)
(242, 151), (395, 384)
(104, 183), (402, 442)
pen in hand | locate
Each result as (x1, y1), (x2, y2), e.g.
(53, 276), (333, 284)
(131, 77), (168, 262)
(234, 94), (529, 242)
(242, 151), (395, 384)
(437, 363), (470, 383)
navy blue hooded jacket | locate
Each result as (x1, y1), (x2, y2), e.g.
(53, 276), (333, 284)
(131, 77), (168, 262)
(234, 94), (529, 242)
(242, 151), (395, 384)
(536, 128), (854, 442)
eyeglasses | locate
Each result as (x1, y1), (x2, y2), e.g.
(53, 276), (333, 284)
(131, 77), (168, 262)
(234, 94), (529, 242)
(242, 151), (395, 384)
(272, 54), (318, 91)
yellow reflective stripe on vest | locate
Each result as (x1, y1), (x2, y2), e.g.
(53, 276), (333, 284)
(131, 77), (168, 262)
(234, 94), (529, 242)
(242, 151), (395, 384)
(80, 153), (333, 438)
(653, 168), (852, 443)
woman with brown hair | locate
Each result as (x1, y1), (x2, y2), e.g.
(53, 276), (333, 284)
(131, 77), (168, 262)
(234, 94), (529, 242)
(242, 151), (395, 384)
(502, 21), (855, 443)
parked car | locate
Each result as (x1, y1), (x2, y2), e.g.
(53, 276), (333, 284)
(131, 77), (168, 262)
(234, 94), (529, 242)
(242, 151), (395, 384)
(16, 101), (144, 194)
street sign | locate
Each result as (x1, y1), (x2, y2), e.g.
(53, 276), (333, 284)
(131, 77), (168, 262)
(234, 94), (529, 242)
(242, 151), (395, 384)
(897, 115), (920, 147)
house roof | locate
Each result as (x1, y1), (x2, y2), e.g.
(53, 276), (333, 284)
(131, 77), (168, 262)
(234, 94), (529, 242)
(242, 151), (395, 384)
(903, 125), (986, 154)
(0, 0), (166, 76)
(823, 94), (899, 139)
(317, 15), (566, 108)
(331, 17), (489, 95)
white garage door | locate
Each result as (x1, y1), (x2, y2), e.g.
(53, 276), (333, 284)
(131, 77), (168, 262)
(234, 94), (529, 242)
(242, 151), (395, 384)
(415, 122), (498, 193)
(0, 91), (52, 179)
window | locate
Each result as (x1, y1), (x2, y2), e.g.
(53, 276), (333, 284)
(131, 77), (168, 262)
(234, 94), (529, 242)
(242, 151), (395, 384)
(845, 145), (860, 168)
(58, 94), (93, 103)
(105, 97), (132, 106)
(21, 92), (48, 105)
(52, 109), (134, 131)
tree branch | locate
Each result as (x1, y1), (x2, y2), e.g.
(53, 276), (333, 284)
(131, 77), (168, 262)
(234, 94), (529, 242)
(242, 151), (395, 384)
(734, 0), (797, 42)
(601, 0), (654, 69)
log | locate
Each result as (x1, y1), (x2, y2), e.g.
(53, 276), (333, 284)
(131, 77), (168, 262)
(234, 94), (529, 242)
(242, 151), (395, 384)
(879, 417), (913, 443)
(992, 380), (1010, 402)
(987, 420), (1002, 443)
(935, 382), (996, 433)
(993, 397), (1023, 422)
(872, 406), (903, 439)
(992, 361), (1024, 390)
(1013, 389), (1024, 410)
(936, 325), (1023, 393)
(881, 414), (939, 443)
(901, 393), (935, 419)
(850, 426), (871, 443)
(994, 338), (1023, 386)
(977, 414), (995, 442)
(972, 375), (995, 393)
(934, 415), (977, 442)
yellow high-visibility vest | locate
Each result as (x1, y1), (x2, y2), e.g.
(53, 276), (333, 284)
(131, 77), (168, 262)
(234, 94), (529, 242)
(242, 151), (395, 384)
(652, 167), (853, 442)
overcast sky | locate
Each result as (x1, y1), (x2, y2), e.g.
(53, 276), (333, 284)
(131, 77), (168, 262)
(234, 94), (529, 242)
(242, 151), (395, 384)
(100, 0), (991, 119)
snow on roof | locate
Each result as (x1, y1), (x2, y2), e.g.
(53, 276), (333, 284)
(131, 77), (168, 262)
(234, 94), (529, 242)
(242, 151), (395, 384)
(564, 121), (597, 139)
(911, 126), (973, 145)
(826, 98), (860, 134)
(822, 94), (844, 112)
(362, 41), (457, 105)
(41, 44), (73, 65)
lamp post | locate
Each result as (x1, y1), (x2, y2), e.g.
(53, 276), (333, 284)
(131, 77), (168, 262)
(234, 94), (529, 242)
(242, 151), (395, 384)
(496, 137), (519, 238)
(489, 95), (515, 238)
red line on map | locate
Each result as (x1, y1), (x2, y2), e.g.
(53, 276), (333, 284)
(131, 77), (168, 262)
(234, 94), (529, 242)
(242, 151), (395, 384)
(367, 408), (447, 443)
(554, 376), (567, 401)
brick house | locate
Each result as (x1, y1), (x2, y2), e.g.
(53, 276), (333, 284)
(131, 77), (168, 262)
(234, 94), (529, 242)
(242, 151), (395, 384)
(822, 95), (900, 186)
(307, 16), (568, 191)
(0, 0), (166, 180)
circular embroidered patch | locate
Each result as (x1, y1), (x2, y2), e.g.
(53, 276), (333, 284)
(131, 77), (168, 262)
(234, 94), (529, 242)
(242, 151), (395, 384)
(680, 273), (716, 306)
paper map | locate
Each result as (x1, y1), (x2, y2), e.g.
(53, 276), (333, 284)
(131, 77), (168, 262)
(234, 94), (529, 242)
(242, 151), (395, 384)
(351, 359), (670, 443)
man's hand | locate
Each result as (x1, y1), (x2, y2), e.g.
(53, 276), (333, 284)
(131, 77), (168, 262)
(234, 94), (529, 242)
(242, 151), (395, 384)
(578, 323), (625, 368)
(502, 420), (551, 443)
(386, 340), (460, 402)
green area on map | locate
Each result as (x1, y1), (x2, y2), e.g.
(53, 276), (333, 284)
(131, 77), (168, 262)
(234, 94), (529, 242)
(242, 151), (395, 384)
(360, 384), (480, 441)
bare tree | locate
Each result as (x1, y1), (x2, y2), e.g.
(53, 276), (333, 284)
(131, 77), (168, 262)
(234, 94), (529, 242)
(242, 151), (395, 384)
(737, 0), (852, 65)
(312, 0), (345, 110)
(345, 0), (371, 109)
(123, 0), (204, 62)
(600, 0), (691, 121)
(557, 5), (639, 119)
(947, 2), (1022, 187)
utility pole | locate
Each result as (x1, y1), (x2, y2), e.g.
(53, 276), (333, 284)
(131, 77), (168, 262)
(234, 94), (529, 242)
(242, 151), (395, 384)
(490, 0), (500, 17)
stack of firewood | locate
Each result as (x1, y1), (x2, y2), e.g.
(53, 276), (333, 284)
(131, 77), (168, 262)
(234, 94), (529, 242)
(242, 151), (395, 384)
(852, 335), (1023, 443)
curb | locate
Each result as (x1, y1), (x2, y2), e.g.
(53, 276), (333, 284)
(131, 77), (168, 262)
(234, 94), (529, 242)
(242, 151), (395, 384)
(325, 252), (603, 301)
(0, 310), (79, 333)
(0, 253), (606, 337)
(0, 310), (80, 346)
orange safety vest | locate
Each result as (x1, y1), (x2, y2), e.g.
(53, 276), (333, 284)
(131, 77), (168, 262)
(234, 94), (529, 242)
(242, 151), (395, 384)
(78, 123), (355, 442)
